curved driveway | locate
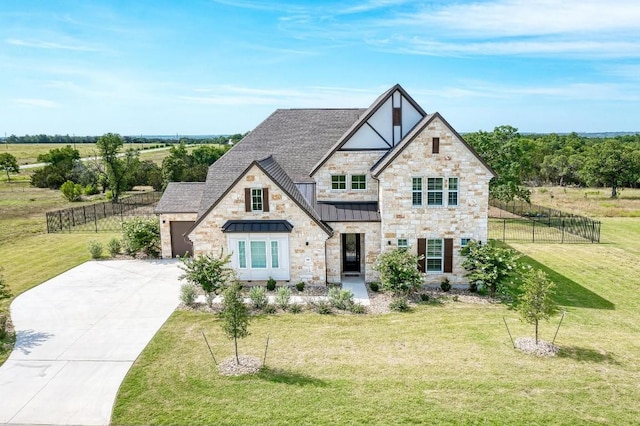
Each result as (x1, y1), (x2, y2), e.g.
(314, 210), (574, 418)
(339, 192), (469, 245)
(0, 259), (181, 425)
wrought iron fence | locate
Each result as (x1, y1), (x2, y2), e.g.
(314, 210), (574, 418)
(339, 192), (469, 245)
(46, 192), (161, 233)
(489, 198), (600, 243)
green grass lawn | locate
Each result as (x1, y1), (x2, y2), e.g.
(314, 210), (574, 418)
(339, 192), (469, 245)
(112, 217), (640, 425)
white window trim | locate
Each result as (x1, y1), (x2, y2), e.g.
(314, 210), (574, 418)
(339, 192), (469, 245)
(412, 176), (423, 207)
(251, 187), (263, 212)
(448, 177), (459, 207)
(331, 174), (347, 190)
(350, 174), (367, 190)
(229, 234), (290, 281)
(427, 177), (444, 207)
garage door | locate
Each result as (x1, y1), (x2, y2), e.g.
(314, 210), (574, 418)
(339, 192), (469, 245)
(170, 221), (194, 257)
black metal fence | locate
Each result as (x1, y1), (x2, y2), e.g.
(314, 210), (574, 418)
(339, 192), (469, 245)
(46, 192), (162, 233)
(489, 198), (600, 243)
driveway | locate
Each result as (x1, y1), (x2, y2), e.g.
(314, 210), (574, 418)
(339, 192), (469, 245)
(0, 259), (182, 426)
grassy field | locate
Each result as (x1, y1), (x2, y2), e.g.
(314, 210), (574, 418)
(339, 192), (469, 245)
(2, 143), (159, 166)
(529, 186), (640, 217)
(112, 217), (640, 424)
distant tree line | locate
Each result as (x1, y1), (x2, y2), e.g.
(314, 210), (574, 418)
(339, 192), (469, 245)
(3, 133), (245, 145)
(464, 126), (640, 200)
(30, 133), (232, 200)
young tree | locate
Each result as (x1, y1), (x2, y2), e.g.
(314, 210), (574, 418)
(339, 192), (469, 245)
(374, 248), (423, 296)
(179, 251), (234, 306)
(221, 282), (250, 364)
(517, 268), (559, 344)
(97, 133), (138, 202)
(0, 153), (19, 182)
(461, 241), (520, 298)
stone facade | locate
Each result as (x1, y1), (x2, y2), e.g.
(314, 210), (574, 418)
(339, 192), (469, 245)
(158, 212), (197, 258)
(325, 221), (381, 284)
(377, 116), (492, 285)
(314, 151), (384, 202)
(189, 165), (329, 284)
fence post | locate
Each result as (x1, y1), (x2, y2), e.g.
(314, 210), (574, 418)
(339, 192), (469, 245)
(503, 219), (506, 242)
(532, 220), (535, 243)
(561, 219), (565, 244)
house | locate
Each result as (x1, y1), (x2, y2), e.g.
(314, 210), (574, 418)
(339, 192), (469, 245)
(155, 84), (496, 286)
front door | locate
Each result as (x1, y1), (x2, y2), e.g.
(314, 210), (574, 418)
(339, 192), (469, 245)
(342, 233), (361, 273)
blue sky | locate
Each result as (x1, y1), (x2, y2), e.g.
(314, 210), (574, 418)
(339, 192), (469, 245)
(1, 0), (639, 136)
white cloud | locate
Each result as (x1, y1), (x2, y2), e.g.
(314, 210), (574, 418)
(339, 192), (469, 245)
(13, 98), (58, 108)
(6, 38), (99, 52)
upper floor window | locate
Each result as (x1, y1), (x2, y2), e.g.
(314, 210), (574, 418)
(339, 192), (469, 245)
(351, 175), (366, 190)
(251, 188), (263, 211)
(427, 178), (444, 206)
(432, 137), (440, 154)
(412, 177), (423, 206)
(331, 175), (346, 190)
(448, 177), (459, 206)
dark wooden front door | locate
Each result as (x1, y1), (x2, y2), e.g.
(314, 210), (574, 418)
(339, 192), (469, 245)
(342, 233), (361, 273)
(170, 221), (194, 257)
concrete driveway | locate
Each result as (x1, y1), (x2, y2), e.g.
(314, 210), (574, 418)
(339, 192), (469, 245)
(0, 259), (182, 425)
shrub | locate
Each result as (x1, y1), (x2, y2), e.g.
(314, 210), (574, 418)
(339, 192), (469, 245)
(461, 240), (520, 297)
(440, 278), (451, 292)
(374, 248), (423, 296)
(0, 312), (9, 340)
(0, 269), (12, 300)
(122, 217), (161, 257)
(248, 286), (268, 310)
(469, 282), (478, 293)
(266, 277), (276, 291)
(328, 287), (354, 310)
(179, 251), (234, 307)
(105, 190), (113, 200)
(83, 184), (99, 196)
(389, 297), (410, 312)
(275, 286), (292, 310)
(263, 304), (277, 314)
(289, 303), (303, 314)
(350, 303), (367, 314)
(107, 238), (122, 257)
(88, 240), (103, 259)
(369, 282), (380, 292)
(313, 300), (333, 315)
(296, 281), (305, 292)
(180, 282), (199, 305)
(60, 180), (83, 201)
(420, 293), (430, 302)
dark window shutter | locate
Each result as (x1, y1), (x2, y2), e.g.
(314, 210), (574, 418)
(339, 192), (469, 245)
(393, 108), (401, 126)
(417, 238), (426, 272)
(244, 188), (251, 212)
(444, 238), (453, 273)
(432, 137), (440, 154)
(263, 188), (269, 212)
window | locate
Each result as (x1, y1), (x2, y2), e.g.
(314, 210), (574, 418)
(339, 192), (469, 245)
(351, 175), (366, 190)
(448, 177), (459, 206)
(397, 239), (408, 250)
(250, 241), (267, 268)
(270, 241), (279, 268)
(412, 177), (422, 206)
(427, 178), (443, 206)
(251, 188), (263, 211)
(427, 239), (443, 272)
(461, 238), (472, 248)
(432, 137), (440, 154)
(331, 175), (346, 190)
(238, 241), (247, 268)
(393, 107), (401, 125)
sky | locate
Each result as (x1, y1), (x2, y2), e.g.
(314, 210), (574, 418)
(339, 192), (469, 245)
(1, 0), (639, 136)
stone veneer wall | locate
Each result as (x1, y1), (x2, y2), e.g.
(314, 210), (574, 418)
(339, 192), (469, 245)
(159, 212), (198, 258)
(325, 221), (381, 284)
(189, 165), (330, 284)
(377, 116), (492, 286)
(314, 151), (385, 202)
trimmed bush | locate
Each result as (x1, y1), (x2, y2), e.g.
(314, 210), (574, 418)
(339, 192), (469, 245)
(0, 312), (10, 340)
(420, 293), (430, 302)
(88, 240), (103, 259)
(180, 282), (198, 306)
(122, 217), (160, 257)
(369, 282), (380, 292)
(248, 286), (268, 310)
(440, 278), (452, 292)
(107, 238), (122, 257)
(266, 277), (276, 291)
(313, 300), (333, 315)
(0, 269), (12, 300)
(350, 303), (367, 314)
(289, 303), (303, 314)
(389, 297), (410, 312)
(296, 281), (305, 292)
(275, 286), (292, 310)
(328, 287), (354, 310)
(374, 248), (423, 296)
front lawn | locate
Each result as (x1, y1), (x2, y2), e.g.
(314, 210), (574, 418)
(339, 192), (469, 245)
(112, 218), (640, 425)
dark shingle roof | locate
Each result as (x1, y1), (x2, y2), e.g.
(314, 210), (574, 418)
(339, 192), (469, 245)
(317, 202), (381, 222)
(197, 108), (365, 218)
(155, 182), (205, 213)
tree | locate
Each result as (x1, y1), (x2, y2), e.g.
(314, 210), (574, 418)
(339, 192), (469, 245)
(0, 153), (19, 182)
(179, 251), (235, 306)
(461, 241), (520, 298)
(374, 248), (423, 296)
(517, 268), (558, 344)
(221, 282), (250, 364)
(97, 133), (137, 202)
(31, 145), (80, 189)
(581, 139), (638, 198)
